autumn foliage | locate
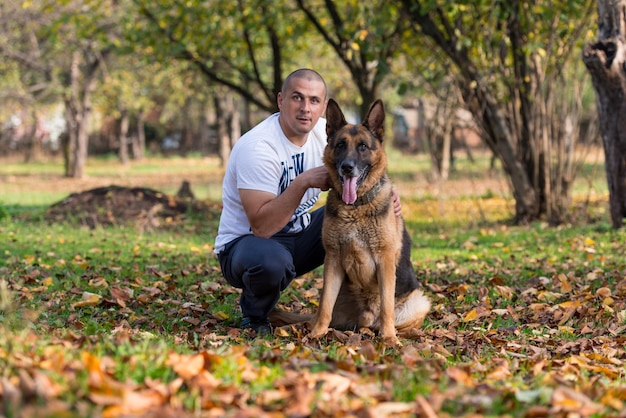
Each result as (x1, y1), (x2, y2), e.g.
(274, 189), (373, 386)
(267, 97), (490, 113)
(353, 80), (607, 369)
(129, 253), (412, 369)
(1, 208), (625, 417)
(1, 156), (625, 417)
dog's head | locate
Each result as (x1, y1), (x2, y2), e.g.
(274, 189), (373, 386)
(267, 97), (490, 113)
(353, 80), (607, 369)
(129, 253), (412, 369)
(324, 99), (387, 205)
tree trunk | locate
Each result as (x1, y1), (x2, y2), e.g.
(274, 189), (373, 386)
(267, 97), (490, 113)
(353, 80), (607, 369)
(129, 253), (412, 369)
(215, 93), (231, 167)
(199, 101), (212, 157)
(65, 51), (85, 178)
(63, 48), (104, 179)
(357, 82), (380, 118)
(402, 1), (588, 225)
(459, 83), (538, 224)
(118, 110), (130, 165)
(23, 110), (41, 163)
(402, 1), (538, 223)
(63, 98), (78, 177)
(582, 0), (626, 228)
(74, 106), (91, 179)
(228, 94), (240, 150)
(213, 88), (240, 166)
(133, 112), (145, 160)
(178, 98), (194, 157)
(429, 96), (455, 180)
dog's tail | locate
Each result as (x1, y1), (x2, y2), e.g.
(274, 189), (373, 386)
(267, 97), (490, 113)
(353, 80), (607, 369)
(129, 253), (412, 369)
(269, 309), (313, 327)
(394, 289), (431, 335)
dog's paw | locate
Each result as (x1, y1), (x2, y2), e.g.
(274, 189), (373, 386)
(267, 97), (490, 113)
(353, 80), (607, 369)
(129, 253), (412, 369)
(304, 328), (329, 341)
(381, 334), (402, 348)
(358, 327), (376, 338)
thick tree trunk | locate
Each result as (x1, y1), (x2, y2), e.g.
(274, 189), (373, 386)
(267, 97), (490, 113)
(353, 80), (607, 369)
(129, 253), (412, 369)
(357, 82), (380, 118)
(402, 1), (538, 224)
(461, 85), (538, 224)
(582, 0), (626, 228)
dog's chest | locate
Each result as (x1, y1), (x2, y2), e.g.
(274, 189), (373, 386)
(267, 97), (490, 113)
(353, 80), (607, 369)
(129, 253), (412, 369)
(323, 211), (400, 283)
(324, 213), (388, 250)
(337, 233), (378, 285)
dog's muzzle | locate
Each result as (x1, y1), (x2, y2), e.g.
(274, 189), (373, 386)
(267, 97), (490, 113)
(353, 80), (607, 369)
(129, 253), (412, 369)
(339, 161), (369, 205)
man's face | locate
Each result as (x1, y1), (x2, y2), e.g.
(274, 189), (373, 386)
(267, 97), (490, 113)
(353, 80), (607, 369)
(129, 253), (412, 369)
(277, 78), (327, 144)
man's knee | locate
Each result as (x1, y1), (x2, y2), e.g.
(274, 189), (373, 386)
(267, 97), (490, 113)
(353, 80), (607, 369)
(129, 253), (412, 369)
(234, 238), (295, 290)
(245, 251), (295, 290)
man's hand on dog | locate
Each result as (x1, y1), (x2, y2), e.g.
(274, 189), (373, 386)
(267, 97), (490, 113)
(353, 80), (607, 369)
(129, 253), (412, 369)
(306, 166), (332, 191)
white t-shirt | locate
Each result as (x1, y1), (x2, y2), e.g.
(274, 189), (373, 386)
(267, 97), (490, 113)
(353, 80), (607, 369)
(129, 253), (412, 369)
(214, 113), (327, 253)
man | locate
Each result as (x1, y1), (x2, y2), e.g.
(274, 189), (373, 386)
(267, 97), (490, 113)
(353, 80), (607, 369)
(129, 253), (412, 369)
(214, 68), (400, 335)
(214, 68), (331, 335)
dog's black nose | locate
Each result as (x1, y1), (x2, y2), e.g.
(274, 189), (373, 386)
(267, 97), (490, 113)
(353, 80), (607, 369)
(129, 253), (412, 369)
(341, 161), (355, 176)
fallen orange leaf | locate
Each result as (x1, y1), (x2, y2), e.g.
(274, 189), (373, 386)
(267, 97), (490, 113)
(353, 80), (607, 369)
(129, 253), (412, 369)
(73, 292), (101, 308)
(169, 353), (205, 380)
(446, 366), (473, 386)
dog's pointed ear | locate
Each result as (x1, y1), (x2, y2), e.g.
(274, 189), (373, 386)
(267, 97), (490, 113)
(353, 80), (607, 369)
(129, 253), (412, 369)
(325, 99), (347, 140)
(363, 100), (385, 141)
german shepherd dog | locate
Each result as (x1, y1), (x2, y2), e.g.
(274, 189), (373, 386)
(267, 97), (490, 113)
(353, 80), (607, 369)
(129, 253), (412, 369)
(305, 99), (431, 346)
(269, 99), (430, 345)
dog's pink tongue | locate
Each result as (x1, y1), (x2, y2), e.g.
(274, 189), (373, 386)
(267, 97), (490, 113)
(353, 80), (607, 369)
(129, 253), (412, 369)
(342, 176), (358, 204)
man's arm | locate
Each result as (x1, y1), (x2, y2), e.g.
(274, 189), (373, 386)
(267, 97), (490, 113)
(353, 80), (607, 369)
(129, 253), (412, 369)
(240, 166), (330, 238)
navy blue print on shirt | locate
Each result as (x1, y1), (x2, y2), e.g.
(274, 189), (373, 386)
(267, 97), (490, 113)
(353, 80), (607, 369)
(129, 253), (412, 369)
(278, 152), (305, 194)
(292, 153), (304, 175)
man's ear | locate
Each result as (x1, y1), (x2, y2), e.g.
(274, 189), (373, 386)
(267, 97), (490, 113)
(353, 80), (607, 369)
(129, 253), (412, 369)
(277, 92), (283, 111)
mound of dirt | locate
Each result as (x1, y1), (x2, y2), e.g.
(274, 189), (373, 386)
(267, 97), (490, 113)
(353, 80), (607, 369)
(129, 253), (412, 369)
(45, 183), (221, 229)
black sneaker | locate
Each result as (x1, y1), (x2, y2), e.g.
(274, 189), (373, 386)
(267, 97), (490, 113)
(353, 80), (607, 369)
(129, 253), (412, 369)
(241, 317), (273, 336)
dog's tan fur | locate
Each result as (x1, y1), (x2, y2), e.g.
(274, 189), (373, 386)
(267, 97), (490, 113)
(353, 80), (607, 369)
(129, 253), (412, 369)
(304, 99), (430, 346)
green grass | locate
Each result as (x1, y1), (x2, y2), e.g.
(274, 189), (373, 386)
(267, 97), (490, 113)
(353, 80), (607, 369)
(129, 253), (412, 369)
(1, 149), (624, 417)
(0, 153), (225, 206)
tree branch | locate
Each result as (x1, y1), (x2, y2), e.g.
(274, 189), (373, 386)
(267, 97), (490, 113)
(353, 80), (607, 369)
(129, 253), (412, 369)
(139, 4), (274, 112)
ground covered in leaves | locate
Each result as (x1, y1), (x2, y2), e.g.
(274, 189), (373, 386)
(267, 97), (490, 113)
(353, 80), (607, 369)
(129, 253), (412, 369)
(2, 194), (626, 417)
(1, 151), (625, 417)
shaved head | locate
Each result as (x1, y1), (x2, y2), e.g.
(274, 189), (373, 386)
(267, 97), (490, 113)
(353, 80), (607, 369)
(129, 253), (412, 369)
(282, 68), (327, 100)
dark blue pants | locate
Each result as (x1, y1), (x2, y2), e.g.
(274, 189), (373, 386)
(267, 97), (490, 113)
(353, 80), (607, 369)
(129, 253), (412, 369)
(217, 207), (325, 321)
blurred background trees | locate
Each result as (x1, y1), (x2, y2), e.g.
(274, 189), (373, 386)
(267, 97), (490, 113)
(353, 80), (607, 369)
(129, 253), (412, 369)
(402, 0), (596, 224)
(0, 0), (619, 227)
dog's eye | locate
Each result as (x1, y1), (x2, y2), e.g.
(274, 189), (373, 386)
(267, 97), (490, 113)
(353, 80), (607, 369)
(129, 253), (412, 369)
(335, 140), (346, 150)
(357, 142), (368, 152)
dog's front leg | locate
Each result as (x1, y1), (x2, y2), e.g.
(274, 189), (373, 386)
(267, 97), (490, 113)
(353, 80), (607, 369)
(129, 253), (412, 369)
(307, 257), (343, 339)
(378, 261), (399, 346)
